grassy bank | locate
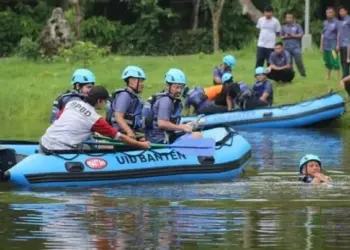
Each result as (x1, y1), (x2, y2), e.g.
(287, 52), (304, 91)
(0, 48), (348, 139)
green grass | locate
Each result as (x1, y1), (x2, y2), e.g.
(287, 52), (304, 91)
(0, 47), (348, 139)
(0, 192), (64, 203)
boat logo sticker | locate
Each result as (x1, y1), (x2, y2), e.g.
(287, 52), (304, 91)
(85, 158), (108, 170)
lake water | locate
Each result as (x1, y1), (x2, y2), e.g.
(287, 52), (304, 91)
(1, 128), (350, 249)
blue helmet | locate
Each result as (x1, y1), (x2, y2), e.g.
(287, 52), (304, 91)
(223, 55), (236, 68)
(164, 68), (187, 85)
(71, 69), (96, 85)
(299, 154), (322, 174)
(121, 66), (146, 80)
(255, 67), (267, 75)
(221, 72), (233, 83)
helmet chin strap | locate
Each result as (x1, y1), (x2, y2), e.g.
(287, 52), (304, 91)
(128, 79), (140, 93)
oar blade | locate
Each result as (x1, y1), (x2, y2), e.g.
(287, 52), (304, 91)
(171, 136), (216, 156)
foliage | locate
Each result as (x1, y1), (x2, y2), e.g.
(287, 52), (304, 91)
(220, 0), (256, 51)
(0, 11), (23, 56)
(270, 0), (320, 22)
(16, 37), (41, 60)
(81, 16), (117, 47)
(310, 19), (323, 47)
(58, 41), (110, 67)
(0, 0), (330, 58)
(0, 1), (51, 56)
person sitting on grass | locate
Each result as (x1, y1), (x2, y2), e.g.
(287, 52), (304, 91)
(266, 42), (295, 83)
(244, 67), (273, 110)
(143, 68), (201, 143)
(299, 154), (332, 184)
(107, 66), (145, 140)
(213, 55), (236, 85)
(40, 86), (150, 152)
(340, 75), (350, 96)
(50, 68), (95, 123)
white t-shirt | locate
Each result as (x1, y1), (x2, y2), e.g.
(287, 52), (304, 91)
(41, 100), (101, 150)
(257, 17), (281, 49)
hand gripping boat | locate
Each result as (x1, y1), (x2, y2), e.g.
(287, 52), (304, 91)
(0, 127), (251, 188)
(181, 92), (345, 129)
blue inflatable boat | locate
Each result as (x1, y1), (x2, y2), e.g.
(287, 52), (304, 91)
(181, 92), (345, 129)
(0, 127), (251, 188)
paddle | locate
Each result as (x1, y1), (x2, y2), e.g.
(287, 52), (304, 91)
(90, 134), (216, 156)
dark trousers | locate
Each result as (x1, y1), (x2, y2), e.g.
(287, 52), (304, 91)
(197, 104), (228, 115)
(244, 99), (269, 110)
(256, 47), (274, 68)
(340, 47), (350, 78)
(268, 69), (295, 83)
(286, 48), (306, 77)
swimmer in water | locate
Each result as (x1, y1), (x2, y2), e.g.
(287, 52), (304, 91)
(299, 154), (332, 184)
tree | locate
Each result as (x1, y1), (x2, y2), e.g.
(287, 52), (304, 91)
(192, 0), (201, 30)
(70, 0), (83, 40)
(238, 0), (262, 23)
(205, 0), (225, 52)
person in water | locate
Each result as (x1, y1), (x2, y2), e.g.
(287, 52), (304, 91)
(50, 69), (95, 123)
(143, 68), (200, 143)
(213, 55), (236, 85)
(244, 67), (273, 110)
(108, 66), (145, 139)
(299, 154), (332, 184)
(40, 86), (150, 152)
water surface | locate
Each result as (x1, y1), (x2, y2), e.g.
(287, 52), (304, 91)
(0, 128), (349, 249)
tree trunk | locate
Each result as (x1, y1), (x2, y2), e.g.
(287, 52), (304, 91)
(70, 0), (83, 40)
(212, 15), (220, 52)
(206, 0), (225, 53)
(238, 0), (262, 23)
(192, 0), (201, 30)
(60, 0), (69, 10)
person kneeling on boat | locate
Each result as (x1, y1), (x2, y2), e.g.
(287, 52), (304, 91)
(107, 66), (145, 140)
(340, 75), (350, 96)
(50, 69), (95, 123)
(40, 86), (150, 152)
(244, 67), (274, 110)
(213, 55), (236, 85)
(221, 73), (254, 111)
(144, 68), (201, 143)
(299, 154), (332, 184)
(183, 86), (228, 115)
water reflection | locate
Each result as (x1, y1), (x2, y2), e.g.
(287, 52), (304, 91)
(1, 128), (350, 249)
(8, 189), (350, 250)
(239, 128), (345, 172)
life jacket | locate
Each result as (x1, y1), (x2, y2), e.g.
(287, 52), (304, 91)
(213, 66), (230, 84)
(50, 90), (84, 123)
(299, 175), (314, 183)
(107, 88), (144, 130)
(143, 92), (183, 130)
(184, 87), (209, 111)
(253, 80), (269, 99)
(204, 85), (223, 101)
(235, 81), (255, 108)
